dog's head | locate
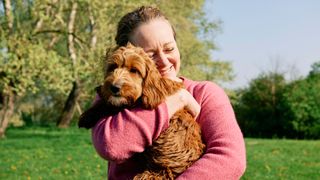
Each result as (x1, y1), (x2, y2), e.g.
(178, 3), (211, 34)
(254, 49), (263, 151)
(78, 43), (182, 129)
(99, 43), (166, 108)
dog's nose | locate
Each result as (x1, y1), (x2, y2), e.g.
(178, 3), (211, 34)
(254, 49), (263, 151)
(110, 85), (120, 94)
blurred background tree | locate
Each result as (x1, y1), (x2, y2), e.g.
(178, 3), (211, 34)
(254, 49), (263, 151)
(2, 0), (317, 139)
(1, 0), (230, 137)
(280, 62), (320, 139)
(233, 61), (320, 139)
(233, 72), (288, 138)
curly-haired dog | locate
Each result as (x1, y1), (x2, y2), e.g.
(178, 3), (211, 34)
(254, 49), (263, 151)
(78, 43), (205, 179)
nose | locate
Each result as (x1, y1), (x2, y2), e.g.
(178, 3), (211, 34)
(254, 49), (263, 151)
(155, 52), (170, 67)
(110, 85), (120, 94)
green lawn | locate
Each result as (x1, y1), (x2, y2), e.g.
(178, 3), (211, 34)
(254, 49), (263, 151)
(244, 138), (320, 179)
(0, 127), (107, 180)
(0, 127), (319, 179)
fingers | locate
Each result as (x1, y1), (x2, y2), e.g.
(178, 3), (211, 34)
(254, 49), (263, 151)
(186, 98), (200, 118)
(165, 89), (200, 119)
(178, 89), (200, 118)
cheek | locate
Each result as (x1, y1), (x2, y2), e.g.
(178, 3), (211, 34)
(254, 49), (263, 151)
(172, 52), (181, 70)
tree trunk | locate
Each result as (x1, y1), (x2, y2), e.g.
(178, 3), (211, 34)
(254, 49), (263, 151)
(56, 1), (79, 128)
(88, 5), (97, 49)
(3, 0), (14, 33)
(67, 2), (78, 65)
(0, 89), (14, 138)
(57, 81), (81, 128)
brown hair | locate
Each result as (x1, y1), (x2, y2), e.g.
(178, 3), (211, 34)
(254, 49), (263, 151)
(115, 6), (176, 46)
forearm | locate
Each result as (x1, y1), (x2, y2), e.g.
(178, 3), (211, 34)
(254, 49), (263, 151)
(92, 102), (169, 163)
(177, 106), (246, 179)
(177, 81), (246, 179)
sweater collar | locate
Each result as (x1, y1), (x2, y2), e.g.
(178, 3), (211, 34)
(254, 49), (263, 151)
(179, 76), (192, 88)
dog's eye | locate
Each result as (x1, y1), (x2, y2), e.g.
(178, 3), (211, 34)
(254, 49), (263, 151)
(130, 68), (139, 74)
(107, 64), (117, 72)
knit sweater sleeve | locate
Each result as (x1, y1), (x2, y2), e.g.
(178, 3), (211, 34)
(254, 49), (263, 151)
(91, 102), (169, 163)
(177, 81), (246, 180)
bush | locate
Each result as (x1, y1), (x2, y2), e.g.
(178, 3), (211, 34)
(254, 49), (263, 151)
(233, 62), (320, 139)
(282, 74), (320, 139)
(233, 73), (289, 138)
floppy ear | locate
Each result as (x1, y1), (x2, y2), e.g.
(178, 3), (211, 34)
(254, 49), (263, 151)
(95, 86), (103, 98)
(141, 57), (183, 109)
(141, 63), (166, 109)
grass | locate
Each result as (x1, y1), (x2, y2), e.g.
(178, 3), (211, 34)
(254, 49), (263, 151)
(243, 138), (320, 180)
(0, 127), (107, 180)
(0, 127), (319, 179)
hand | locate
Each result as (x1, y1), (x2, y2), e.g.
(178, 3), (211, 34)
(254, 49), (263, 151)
(181, 89), (200, 118)
(165, 89), (200, 119)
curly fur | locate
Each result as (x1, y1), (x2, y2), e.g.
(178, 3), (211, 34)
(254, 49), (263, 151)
(78, 43), (205, 179)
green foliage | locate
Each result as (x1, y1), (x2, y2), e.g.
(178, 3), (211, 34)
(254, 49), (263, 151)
(282, 68), (320, 139)
(234, 61), (320, 139)
(1, 0), (232, 127)
(308, 61), (320, 78)
(0, 36), (73, 96)
(234, 73), (288, 138)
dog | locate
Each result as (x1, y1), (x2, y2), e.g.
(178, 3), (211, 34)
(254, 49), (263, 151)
(78, 43), (205, 179)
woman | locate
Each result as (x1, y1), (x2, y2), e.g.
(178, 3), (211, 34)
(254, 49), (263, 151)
(92, 6), (246, 179)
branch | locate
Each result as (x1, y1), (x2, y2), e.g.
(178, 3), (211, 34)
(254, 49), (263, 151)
(33, 30), (89, 47)
(48, 35), (59, 49)
(33, 0), (59, 34)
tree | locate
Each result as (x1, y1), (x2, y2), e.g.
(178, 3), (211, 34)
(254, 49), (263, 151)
(234, 72), (288, 138)
(47, 0), (233, 127)
(308, 61), (320, 78)
(1, 0), (233, 133)
(234, 61), (320, 139)
(281, 61), (320, 138)
(0, 0), (73, 137)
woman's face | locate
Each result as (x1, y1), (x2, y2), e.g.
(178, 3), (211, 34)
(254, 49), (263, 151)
(130, 19), (181, 80)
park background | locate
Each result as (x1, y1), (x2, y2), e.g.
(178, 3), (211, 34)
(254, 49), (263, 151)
(1, 0), (319, 179)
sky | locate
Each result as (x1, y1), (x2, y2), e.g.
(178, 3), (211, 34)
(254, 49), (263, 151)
(204, 0), (320, 89)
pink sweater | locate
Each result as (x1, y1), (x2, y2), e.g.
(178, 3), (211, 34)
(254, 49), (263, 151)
(92, 77), (246, 180)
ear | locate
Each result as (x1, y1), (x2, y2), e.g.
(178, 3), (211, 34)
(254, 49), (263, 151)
(95, 86), (103, 98)
(141, 59), (167, 109)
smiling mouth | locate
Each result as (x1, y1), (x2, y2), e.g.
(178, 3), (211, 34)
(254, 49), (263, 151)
(159, 66), (173, 75)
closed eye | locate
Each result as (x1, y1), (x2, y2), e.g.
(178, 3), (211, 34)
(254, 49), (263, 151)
(147, 53), (155, 59)
(165, 47), (174, 52)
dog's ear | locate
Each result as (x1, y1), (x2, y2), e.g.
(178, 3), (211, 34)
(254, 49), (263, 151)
(142, 73), (164, 109)
(142, 72), (183, 110)
(141, 58), (168, 109)
(95, 86), (103, 98)
(78, 102), (102, 129)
